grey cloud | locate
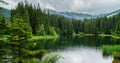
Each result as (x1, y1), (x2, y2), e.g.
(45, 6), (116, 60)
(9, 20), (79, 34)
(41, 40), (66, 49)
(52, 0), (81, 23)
(1, 0), (120, 15)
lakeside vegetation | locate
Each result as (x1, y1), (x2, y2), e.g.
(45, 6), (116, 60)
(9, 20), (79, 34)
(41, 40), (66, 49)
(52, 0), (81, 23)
(102, 45), (120, 58)
(31, 36), (59, 40)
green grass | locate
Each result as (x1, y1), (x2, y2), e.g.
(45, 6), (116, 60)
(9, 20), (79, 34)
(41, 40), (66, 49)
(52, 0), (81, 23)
(102, 45), (120, 58)
(0, 35), (59, 41)
(98, 34), (111, 37)
(98, 33), (120, 39)
(102, 45), (120, 52)
(111, 35), (120, 39)
(31, 35), (59, 40)
(84, 34), (94, 36)
(73, 32), (95, 37)
(1, 33), (120, 41)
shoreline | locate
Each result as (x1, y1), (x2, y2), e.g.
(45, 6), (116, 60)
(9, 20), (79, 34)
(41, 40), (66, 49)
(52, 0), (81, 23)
(1, 34), (120, 41)
(31, 35), (59, 40)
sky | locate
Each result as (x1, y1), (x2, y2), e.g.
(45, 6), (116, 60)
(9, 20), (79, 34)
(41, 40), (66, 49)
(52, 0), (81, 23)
(0, 0), (120, 15)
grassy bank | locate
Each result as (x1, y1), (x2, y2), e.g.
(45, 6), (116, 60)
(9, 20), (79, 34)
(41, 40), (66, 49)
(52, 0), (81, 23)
(0, 35), (59, 41)
(102, 45), (120, 52)
(98, 33), (120, 39)
(98, 34), (111, 37)
(102, 45), (120, 58)
(1, 33), (120, 41)
(73, 32), (120, 39)
(111, 35), (120, 39)
(31, 35), (59, 40)
(73, 32), (95, 37)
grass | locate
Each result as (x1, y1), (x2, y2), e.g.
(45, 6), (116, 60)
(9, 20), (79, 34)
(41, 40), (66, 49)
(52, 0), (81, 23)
(1, 33), (120, 41)
(31, 35), (59, 40)
(102, 45), (120, 52)
(98, 34), (111, 37)
(102, 45), (120, 58)
(98, 33), (120, 39)
(0, 35), (59, 41)
(111, 35), (120, 39)
(73, 32), (120, 39)
(84, 34), (94, 36)
(73, 32), (95, 37)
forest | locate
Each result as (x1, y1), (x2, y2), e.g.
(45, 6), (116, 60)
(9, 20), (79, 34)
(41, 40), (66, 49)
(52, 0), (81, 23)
(0, 2), (120, 37)
(0, 1), (120, 63)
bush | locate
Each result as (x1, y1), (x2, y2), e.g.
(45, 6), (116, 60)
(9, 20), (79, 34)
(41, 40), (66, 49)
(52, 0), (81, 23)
(41, 53), (62, 63)
(49, 27), (57, 36)
(102, 45), (120, 58)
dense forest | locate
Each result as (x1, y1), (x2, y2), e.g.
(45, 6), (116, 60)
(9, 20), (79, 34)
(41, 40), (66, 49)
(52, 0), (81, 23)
(0, 2), (120, 37)
(1, 1), (120, 63)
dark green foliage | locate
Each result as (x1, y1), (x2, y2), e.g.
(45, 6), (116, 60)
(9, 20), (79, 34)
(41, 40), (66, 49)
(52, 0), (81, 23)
(37, 24), (46, 36)
(0, 14), (8, 34)
(10, 2), (75, 36)
(11, 2), (119, 36)
(82, 16), (120, 35)
(102, 45), (120, 58)
(10, 16), (32, 40)
(6, 1), (120, 37)
(49, 26), (57, 36)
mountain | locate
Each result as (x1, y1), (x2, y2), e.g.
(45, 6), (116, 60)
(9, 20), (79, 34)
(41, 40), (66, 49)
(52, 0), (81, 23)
(0, 7), (10, 17)
(44, 9), (97, 20)
(1, 7), (120, 20)
(1, 8), (96, 20)
(106, 9), (120, 18)
(44, 9), (120, 20)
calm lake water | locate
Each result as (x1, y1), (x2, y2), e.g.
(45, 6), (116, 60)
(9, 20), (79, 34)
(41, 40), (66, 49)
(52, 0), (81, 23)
(36, 36), (120, 63)
(56, 36), (114, 63)
(0, 36), (120, 63)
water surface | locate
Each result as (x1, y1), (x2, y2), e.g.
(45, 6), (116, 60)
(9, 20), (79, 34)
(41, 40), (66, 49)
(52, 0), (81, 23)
(53, 36), (116, 63)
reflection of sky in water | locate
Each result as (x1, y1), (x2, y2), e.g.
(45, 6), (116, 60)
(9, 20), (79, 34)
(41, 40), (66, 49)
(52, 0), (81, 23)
(58, 47), (113, 63)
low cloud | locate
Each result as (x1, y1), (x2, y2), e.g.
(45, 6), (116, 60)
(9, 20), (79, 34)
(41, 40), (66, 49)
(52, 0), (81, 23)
(0, 0), (120, 15)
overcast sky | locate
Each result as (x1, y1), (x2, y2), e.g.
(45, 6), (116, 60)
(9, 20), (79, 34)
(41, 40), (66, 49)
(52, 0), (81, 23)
(0, 0), (120, 15)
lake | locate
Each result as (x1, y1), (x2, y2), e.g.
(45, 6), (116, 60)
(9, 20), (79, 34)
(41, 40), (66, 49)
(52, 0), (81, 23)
(0, 36), (120, 63)
(35, 36), (120, 63)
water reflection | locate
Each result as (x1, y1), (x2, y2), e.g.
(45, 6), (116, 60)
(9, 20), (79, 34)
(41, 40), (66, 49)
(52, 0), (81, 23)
(58, 47), (113, 63)
(35, 36), (120, 50)
(34, 36), (120, 63)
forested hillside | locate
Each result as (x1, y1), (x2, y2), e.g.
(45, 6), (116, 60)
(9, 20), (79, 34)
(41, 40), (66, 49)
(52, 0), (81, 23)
(1, 2), (120, 37)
